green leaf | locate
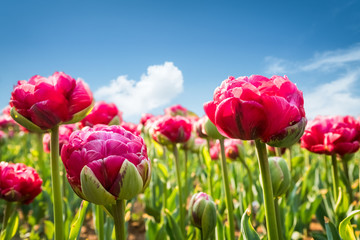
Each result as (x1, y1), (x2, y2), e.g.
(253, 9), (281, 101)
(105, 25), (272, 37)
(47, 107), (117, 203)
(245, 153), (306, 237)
(44, 220), (54, 240)
(324, 217), (341, 240)
(154, 160), (169, 183)
(165, 209), (184, 240)
(201, 146), (212, 170)
(68, 200), (89, 240)
(240, 209), (260, 240)
(339, 210), (360, 240)
(0, 212), (19, 240)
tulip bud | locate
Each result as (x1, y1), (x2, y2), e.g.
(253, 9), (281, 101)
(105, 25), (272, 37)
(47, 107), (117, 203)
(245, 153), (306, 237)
(189, 192), (217, 239)
(268, 157), (291, 197)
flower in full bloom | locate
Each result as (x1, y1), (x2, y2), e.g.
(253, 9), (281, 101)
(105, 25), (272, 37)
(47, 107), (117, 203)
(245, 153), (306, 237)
(189, 192), (217, 239)
(79, 101), (122, 128)
(43, 124), (77, 153)
(10, 72), (93, 131)
(301, 115), (360, 156)
(150, 115), (192, 145)
(204, 75), (306, 147)
(61, 125), (151, 205)
(0, 162), (42, 204)
(165, 104), (189, 117)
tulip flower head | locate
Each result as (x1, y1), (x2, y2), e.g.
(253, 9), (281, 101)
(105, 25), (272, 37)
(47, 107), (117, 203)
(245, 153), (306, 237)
(224, 139), (243, 160)
(150, 115), (192, 145)
(10, 72), (94, 131)
(204, 75), (306, 147)
(120, 121), (140, 136)
(301, 115), (360, 156)
(61, 125), (151, 205)
(79, 101), (122, 128)
(164, 104), (189, 117)
(0, 162), (42, 204)
(189, 192), (217, 239)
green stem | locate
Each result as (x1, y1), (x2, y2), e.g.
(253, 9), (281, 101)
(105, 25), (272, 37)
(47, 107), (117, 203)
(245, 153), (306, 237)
(254, 139), (279, 240)
(341, 157), (353, 202)
(50, 126), (64, 240)
(206, 139), (214, 197)
(238, 157), (254, 208)
(95, 205), (105, 240)
(163, 181), (168, 211)
(184, 149), (189, 206)
(287, 146), (292, 173)
(1, 201), (14, 231)
(324, 155), (329, 187)
(219, 139), (235, 240)
(274, 198), (284, 240)
(173, 144), (185, 235)
(36, 133), (46, 178)
(112, 200), (126, 240)
(331, 154), (339, 201)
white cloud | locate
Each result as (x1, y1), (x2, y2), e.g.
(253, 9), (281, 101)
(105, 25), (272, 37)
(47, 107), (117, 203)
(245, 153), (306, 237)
(95, 62), (183, 120)
(305, 70), (360, 119)
(264, 44), (360, 119)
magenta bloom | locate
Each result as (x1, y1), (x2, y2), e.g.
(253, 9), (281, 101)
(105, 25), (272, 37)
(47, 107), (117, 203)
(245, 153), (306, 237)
(210, 142), (220, 160)
(0, 162), (42, 204)
(204, 75), (306, 147)
(150, 115), (192, 145)
(121, 122), (140, 136)
(224, 139), (243, 160)
(10, 72), (93, 131)
(139, 113), (155, 126)
(61, 125), (151, 205)
(165, 104), (189, 117)
(79, 101), (122, 128)
(301, 115), (360, 156)
(43, 124), (77, 153)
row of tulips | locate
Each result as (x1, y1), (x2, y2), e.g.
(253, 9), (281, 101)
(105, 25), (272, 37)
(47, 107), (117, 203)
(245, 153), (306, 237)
(0, 71), (359, 239)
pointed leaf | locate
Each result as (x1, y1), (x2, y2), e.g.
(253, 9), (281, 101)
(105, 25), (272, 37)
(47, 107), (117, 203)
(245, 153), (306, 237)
(240, 209), (260, 240)
(0, 212), (19, 240)
(165, 209), (184, 240)
(68, 200), (89, 240)
(324, 217), (341, 240)
(339, 210), (360, 240)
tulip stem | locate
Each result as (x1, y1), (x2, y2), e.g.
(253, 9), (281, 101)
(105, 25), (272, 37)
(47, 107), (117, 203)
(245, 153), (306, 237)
(254, 139), (279, 240)
(238, 157), (254, 208)
(274, 198), (284, 240)
(331, 154), (339, 201)
(173, 144), (185, 235)
(50, 126), (64, 240)
(112, 200), (126, 240)
(1, 201), (14, 231)
(219, 139), (235, 240)
(341, 156), (353, 202)
(206, 139), (214, 197)
(95, 205), (105, 240)
(36, 133), (47, 178)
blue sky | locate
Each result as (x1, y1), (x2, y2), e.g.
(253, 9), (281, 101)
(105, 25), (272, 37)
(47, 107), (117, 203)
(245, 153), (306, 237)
(1, 0), (360, 122)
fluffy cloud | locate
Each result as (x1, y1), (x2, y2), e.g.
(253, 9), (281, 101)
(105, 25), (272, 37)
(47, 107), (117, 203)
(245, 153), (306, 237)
(265, 44), (360, 119)
(95, 62), (183, 119)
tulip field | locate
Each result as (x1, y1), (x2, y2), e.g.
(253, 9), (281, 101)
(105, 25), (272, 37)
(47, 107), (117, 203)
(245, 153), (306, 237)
(1, 73), (360, 240)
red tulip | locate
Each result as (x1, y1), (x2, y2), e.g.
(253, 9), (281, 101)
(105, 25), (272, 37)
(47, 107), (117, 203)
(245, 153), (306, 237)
(301, 115), (360, 156)
(224, 139), (243, 160)
(150, 115), (192, 145)
(139, 113), (155, 126)
(0, 162), (42, 204)
(10, 72), (93, 131)
(121, 122), (140, 136)
(204, 75), (306, 147)
(79, 101), (122, 128)
(61, 125), (151, 205)
(165, 104), (189, 117)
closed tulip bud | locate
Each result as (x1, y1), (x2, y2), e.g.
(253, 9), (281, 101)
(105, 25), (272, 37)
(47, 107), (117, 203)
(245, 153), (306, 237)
(0, 162), (42, 204)
(189, 192), (217, 239)
(204, 116), (224, 140)
(224, 139), (244, 161)
(61, 125), (151, 205)
(268, 157), (291, 197)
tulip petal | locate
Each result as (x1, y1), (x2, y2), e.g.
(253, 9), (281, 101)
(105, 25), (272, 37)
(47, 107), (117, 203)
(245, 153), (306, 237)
(215, 97), (266, 140)
(203, 101), (217, 126)
(80, 166), (116, 205)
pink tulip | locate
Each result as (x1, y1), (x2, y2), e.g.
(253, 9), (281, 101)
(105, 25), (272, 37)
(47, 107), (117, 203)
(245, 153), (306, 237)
(43, 124), (77, 153)
(139, 113), (155, 126)
(79, 101), (122, 128)
(0, 162), (42, 204)
(204, 75), (306, 147)
(150, 115), (192, 145)
(61, 125), (151, 205)
(224, 139), (243, 160)
(165, 104), (189, 117)
(301, 115), (360, 156)
(10, 72), (93, 130)
(121, 122), (140, 136)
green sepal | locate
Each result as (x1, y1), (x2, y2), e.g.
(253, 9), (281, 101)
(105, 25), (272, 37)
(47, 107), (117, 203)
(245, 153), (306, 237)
(109, 115), (121, 126)
(117, 159), (143, 200)
(201, 201), (217, 240)
(10, 107), (48, 133)
(64, 100), (95, 124)
(240, 209), (260, 240)
(204, 118), (224, 140)
(267, 117), (306, 148)
(80, 166), (116, 205)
